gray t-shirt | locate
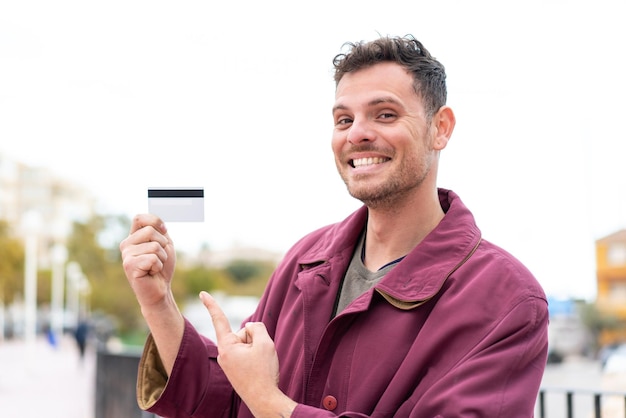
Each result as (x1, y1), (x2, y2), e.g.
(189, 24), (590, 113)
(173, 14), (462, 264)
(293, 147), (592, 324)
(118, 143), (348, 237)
(334, 230), (403, 316)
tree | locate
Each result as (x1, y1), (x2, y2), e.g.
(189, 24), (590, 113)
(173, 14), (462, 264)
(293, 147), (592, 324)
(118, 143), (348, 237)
(0, 220), (25, 305)
(178, 265), (230, 297)
(226, 259), (268, 283)
(579, 301), (623, 352)
(222, 259), (274, 296)
(66, 214), (141, 333)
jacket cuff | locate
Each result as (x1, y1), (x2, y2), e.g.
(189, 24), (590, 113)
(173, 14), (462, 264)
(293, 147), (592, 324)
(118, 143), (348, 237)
(136, 333), (168, 410)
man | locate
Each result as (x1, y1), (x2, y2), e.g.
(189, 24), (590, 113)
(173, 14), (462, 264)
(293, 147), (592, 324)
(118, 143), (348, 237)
(121, 35), (548, 417)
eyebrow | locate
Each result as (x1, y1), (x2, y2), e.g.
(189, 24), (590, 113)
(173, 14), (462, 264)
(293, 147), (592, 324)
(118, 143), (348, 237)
(332, 96), (402, 114)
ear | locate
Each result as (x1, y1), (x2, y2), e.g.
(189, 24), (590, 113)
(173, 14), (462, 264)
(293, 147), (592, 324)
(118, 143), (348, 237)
(432, 106), (456, 151)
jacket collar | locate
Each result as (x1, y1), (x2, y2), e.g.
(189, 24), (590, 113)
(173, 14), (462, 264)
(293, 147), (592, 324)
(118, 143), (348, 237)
(296, 189), (482, 305)
(377, 189), (482, 306)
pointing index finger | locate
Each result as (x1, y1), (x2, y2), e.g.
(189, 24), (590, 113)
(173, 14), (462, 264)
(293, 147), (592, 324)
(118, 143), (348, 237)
(199, 291), (233, 340)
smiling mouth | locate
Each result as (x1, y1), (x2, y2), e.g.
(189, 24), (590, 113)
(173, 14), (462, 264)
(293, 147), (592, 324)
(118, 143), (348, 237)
(350, 157), (390, 168)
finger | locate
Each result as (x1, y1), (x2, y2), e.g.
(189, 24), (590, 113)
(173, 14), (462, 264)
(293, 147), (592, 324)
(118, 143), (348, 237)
(122, 251), (165, 279)
(234, 327), (249, 344)
(122, 239), (168, 258)
(244, 322), (271, 345)
(121, 223), (170, 253)
(121, 240), (168, 269)
(199, 291), (233, 341)
(136, 253), (166, 276)
(130, 213), (168, 235)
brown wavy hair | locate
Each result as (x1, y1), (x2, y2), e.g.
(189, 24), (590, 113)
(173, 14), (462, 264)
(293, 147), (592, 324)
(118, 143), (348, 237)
(333, 35), (447, 119)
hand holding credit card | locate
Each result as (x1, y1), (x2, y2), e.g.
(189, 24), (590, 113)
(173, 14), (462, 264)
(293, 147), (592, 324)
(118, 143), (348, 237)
(148, 188), (204, 222)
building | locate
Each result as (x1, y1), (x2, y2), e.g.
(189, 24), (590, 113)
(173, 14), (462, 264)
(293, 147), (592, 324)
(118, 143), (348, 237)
(0, 152), (96, 268)
(595, 229), (626, 346)
(1, 153), (97, 340)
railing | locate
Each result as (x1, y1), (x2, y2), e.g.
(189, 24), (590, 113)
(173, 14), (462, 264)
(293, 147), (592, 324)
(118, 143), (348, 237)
(538, 386), (626, 418)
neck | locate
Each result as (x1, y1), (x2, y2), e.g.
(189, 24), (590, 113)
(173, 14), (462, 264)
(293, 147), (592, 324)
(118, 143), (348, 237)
(363, 188), (444, 271)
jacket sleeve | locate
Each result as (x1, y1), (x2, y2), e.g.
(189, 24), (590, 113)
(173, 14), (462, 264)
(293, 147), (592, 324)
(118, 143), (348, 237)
(137, 318), (239, 418)
(409, 295), (549, 417)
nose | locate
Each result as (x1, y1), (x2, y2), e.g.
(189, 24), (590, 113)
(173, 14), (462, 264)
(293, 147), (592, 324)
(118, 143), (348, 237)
(345, 118), (374, 145)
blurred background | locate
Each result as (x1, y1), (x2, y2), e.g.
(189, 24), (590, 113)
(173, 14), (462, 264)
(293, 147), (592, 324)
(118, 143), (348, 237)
(1, 0), (626, 417)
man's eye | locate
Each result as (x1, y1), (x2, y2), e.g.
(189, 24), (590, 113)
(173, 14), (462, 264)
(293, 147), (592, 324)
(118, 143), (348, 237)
(379, 112), (396, 120)
(337, 117), (353, 125)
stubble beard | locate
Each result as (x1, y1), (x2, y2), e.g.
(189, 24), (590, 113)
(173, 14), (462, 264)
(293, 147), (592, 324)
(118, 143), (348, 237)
(341, 153), (433, 211)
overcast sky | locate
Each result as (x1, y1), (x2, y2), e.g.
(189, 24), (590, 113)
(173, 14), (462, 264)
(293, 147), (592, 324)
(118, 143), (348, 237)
(2, 0), (625, 300)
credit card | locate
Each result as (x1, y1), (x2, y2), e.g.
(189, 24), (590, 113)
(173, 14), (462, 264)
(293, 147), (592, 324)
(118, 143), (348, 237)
(148, 188), (204, 222)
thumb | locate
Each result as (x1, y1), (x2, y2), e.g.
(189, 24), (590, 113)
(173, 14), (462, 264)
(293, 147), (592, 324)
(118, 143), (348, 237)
(243, 321), (274, 347)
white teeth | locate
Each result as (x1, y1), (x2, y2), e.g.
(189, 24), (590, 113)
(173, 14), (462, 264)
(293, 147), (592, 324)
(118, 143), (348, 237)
(352, 157), (387, 168)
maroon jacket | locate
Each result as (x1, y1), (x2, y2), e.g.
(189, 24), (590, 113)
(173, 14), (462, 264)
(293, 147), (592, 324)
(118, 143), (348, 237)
(137, 189), (548, 417)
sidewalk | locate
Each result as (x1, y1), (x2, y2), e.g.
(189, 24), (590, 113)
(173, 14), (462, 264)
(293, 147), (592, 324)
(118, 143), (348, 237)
(0, 335), (96, 418)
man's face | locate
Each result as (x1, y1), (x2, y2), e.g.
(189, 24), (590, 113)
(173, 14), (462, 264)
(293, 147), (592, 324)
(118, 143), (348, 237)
(331, 62), (438, 209)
